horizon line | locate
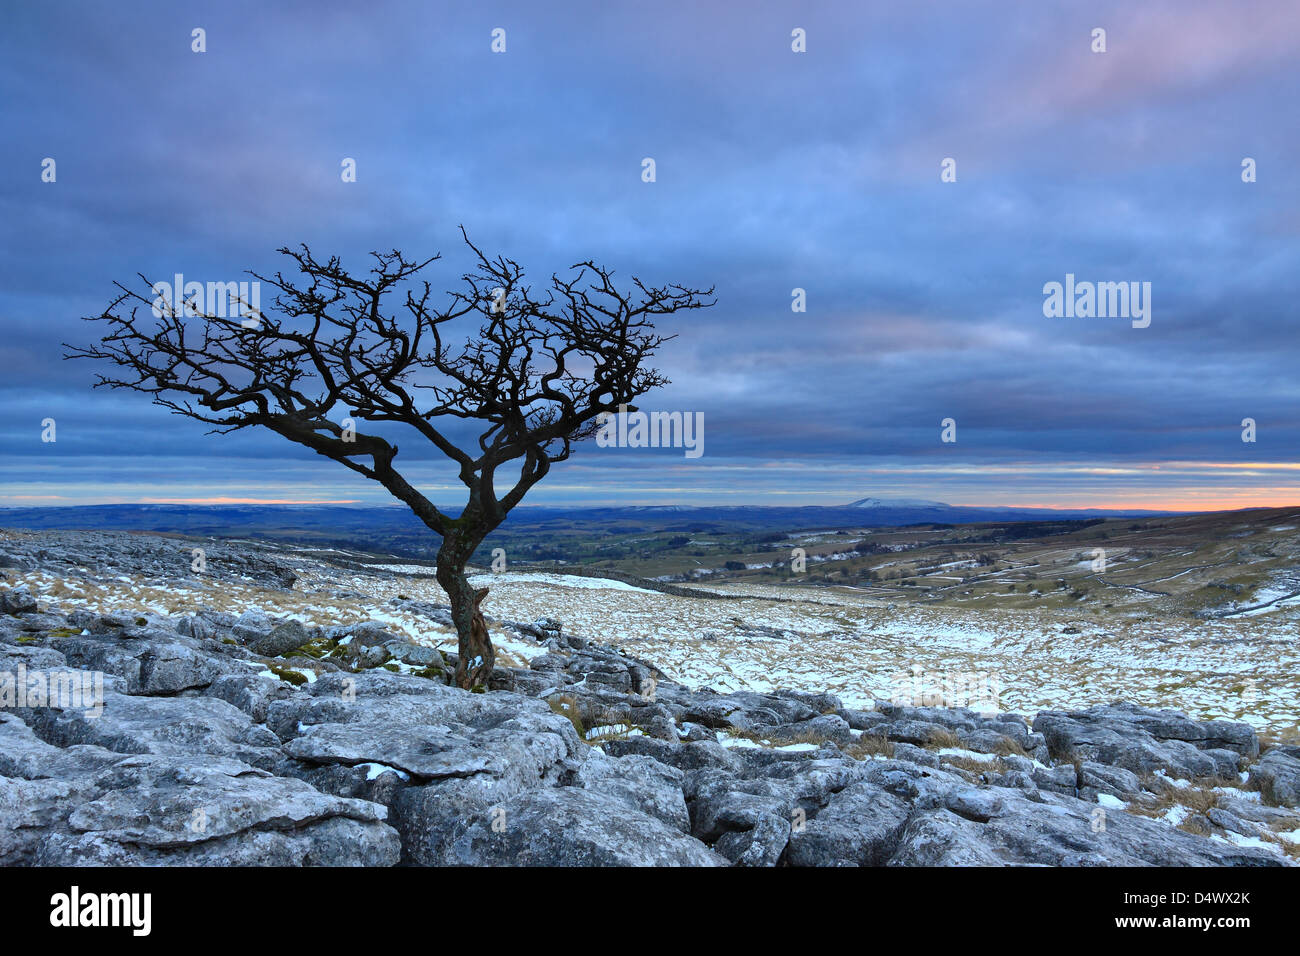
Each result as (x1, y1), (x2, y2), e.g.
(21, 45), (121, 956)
(2, 499), (1298, 516)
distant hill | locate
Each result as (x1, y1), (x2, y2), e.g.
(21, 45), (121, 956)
(0, 499), (1180, 543)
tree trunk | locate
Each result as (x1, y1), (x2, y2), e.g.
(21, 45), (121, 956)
(437, 536), (495, 689)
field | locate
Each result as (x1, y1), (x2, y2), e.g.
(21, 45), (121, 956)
(4, 505), (1297, 740)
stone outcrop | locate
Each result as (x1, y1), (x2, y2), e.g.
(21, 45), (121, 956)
(1, 557), (1296, 867)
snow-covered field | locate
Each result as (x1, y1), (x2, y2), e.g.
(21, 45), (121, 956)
(7, 539), (1298, 738)
(461, 572), (1299, 735)
(1209, 569), (1300, 618)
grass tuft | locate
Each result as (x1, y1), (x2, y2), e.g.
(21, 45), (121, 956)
(547, 694), (584, 737)
(842, 733), (894, 759)
(923, 726), (964, 749)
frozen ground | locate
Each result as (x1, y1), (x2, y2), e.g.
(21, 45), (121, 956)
(458, 572), (1299, 736)
(5, 528), (1294, 740)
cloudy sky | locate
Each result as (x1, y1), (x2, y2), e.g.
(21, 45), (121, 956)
(1, 0), (1297, 511)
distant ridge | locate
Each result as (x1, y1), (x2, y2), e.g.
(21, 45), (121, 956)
(0, 499), (1180, 538)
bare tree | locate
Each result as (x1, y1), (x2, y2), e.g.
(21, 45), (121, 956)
(65, 228), (714, 688)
